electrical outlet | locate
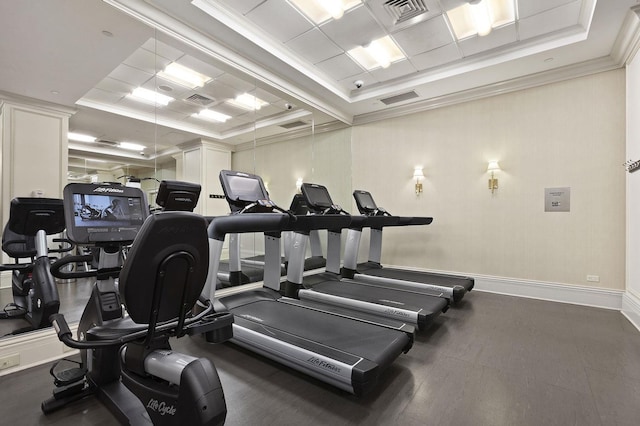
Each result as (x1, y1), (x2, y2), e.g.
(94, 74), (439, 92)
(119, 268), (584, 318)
(587, 275), (600, 283)
(0, 353), (20, 370)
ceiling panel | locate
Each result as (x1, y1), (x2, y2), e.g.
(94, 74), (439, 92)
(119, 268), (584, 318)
(458, 24), (518, 57)
(370, 59), (418, 81)
(141, 38), (184, 62)
(176, 55), (226, 80)
(94, 76), (132, 96)
(319, 6), (386, 50)
(109, 63), (154, 87)
(286, 28), (344, 65)
(315, 53), (365, 81)
(391, 15), (455, 56)
(518, 0), (579, 19)
(410, 43), (463, 71)
(82, 88), (125, 105)
(123, 48), (166, 75)
(245, 0), (313, 43)
(519, 1), (583, 40)
(216, 0), (264, 16)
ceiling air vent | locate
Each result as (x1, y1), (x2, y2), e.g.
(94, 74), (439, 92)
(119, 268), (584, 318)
(184, 93), (215, 106)
(95, 139), (119, 147)
(383, 0), (428, 24)
(279, 121), (309, 129)
(380, 90), (419, 105)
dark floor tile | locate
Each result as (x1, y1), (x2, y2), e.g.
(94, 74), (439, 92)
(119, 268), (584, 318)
(586, 367), (640, 426)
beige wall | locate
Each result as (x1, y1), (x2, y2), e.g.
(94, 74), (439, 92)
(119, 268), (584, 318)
(233, 127), (353, 209)
(352, 70), (626, 290)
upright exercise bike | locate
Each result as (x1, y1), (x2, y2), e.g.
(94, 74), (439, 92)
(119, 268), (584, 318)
(42, 181), (233, 425)
(0, 197), (72, 334)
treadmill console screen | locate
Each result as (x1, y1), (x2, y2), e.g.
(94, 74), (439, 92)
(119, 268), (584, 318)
(219, 170), (270, 212)
(300, 183), (333, 211)
(63, 183), (149, 244)
(288, 194), (310, 215)
(353, 190), (377, 214)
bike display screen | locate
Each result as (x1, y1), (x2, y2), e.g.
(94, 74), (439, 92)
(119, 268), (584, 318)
(63, 183), (149, 244)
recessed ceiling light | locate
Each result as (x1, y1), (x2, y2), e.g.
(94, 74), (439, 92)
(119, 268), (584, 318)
(157, 62), (211, 89)
(68, 132), (96, 143)
(50, 90), (59, 95)
(158, 85), (173, 92)
(348, 36), (405, 71)
(447, 0), (515, 40)
(544, 57), (554, 63)
(192, 109), (231, 123)
(101, 30), (113, 37)
(126, 87), (174, 106)
(289, 0), (361, 24)
(227, 93), (268, 111)
(118, 142), (146, 151)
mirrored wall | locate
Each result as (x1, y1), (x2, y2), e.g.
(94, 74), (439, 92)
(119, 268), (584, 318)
(1, 4), (352, 343)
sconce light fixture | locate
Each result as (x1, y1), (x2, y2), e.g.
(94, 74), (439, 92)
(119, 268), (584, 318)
(413, 167), (424, 195)
(487, 161), (500, 193)
(296, 177), (303, 193)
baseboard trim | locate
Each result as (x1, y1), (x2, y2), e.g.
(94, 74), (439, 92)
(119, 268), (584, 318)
(0, 323), (78, 377)
(384, 264), (624, 310)
(473, 274), (623, 310)
(622, 291), (640, 331)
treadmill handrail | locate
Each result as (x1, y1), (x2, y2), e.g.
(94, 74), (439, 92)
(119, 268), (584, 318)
(349, 216), (401, 231)
(207, 213), (352, 240)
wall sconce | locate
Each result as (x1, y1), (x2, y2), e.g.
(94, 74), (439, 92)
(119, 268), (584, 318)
(296, 177), (303, 193)
(487, 161), (500, 193)
(413, 167), (424, 195)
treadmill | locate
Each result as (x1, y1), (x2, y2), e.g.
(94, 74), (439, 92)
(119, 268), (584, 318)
(344, 190), (474, 302)
(217, 195), (324, 287)
(282, 183), (449, 331)
(203, 170), (413, 395)
(283, 194), (327, 272)
(216, 233), (286, 287)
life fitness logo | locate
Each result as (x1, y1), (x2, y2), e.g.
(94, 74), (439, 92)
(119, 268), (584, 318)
(146, 398), (177, 416)
(93, 187), (124, 193)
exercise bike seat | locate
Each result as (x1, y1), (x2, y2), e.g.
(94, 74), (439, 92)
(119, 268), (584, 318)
(2, 225), (36, 259)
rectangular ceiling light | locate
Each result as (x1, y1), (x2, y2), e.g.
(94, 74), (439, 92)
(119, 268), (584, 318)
(68, 132), (96, 143)
(348, 36), (406, 70)
(227, 93), (268, 111)
(118, 142), (146, 151)
(157, 62), (212, 89)
(289, 0), (361, 24)
(447, 0), (515, 40)
(127, 87), (174, 106)
(192, 109), (231, 123)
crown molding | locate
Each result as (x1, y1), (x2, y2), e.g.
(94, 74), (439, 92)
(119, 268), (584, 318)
(353, 55), (620, 125)
(0, 90), (76, 117)
(611, 5), (640, 66)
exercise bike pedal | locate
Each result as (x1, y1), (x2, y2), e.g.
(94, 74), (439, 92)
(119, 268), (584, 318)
(52, 367), (86, 387)
(50, 359), (87, 387)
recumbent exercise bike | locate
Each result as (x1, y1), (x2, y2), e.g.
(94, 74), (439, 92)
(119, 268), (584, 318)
(0, 197), (72, 334)
(41, 181), (233, 425)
